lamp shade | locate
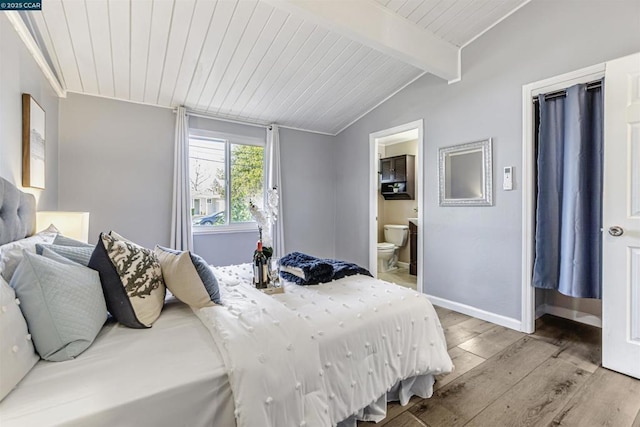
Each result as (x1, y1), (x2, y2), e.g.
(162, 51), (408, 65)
(36, 212), (90, 243)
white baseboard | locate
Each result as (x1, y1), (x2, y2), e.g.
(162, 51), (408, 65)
(397, 261), (409, 269)
(426, 295), (522, 331)
(536, 304), (602, 328)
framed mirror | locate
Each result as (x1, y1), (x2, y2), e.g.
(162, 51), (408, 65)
(438, 138), (493, 206)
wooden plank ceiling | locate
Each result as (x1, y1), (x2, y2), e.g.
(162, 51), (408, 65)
(373, 0), (529, 47)
(24, 0), (528, 135)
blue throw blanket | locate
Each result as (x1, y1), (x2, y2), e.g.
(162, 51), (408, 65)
(279, 252), (372, 285)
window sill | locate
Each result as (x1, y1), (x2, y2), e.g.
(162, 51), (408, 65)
(192, 224), (258, 235)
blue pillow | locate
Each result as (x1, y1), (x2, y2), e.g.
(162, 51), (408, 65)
(9, 251), (107, 362)
(35, 243), (93, 266)
(154, 246), (221, 306)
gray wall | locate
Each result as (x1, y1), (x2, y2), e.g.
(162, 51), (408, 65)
(334, 0), (640, 321)
(279, 127), (335, 259)
(59, 94), (336, 263)
(0, 14), (58, 211)
(58, 93), (175, 249)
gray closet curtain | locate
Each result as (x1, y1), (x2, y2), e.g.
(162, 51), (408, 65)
(532, 81), (603, 299)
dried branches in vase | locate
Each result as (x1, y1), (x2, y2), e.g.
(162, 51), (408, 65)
(249, 187), (279, 259)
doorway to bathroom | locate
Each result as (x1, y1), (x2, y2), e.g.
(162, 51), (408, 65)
(369, 120), (423, 292)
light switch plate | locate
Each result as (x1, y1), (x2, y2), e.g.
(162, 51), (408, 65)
(503, 166), (513, 190)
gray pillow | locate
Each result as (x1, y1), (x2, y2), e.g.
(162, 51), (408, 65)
(40, 246), (82, 266)
(35, 243), (93, 266)
(53, 234), (93, 248)
(9, 251), (107, 362)
(0, 225), (58, 282)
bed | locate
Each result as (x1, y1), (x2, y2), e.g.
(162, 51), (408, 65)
(0, 298), (236, 426)
(0, 177), (452, 427)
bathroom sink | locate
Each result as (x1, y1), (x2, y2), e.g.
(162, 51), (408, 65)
(408, 218), (418, 226)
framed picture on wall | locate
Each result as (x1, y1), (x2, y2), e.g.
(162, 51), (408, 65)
(22, 93), (46, 189)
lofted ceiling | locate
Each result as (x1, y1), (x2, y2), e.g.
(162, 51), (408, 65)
(18, 0), (529, 135)
(373, 0), (529, 48)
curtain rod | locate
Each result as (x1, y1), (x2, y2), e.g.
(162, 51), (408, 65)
(174, 108), (272, 130)
(532, 80), (602, 104)
(174, 107), (338, 136)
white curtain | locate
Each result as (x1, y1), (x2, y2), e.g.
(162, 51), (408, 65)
(266, 124), (285, 257)
(170, 106), (194, 252)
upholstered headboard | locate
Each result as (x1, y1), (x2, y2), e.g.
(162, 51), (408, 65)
(0, 177), (36, 245)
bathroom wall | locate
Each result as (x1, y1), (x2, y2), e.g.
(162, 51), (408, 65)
(377, 146), (386, 242)
(385, 140), (417, 157)
(383, 201), (416, 263)
(380, 140), (418, 263)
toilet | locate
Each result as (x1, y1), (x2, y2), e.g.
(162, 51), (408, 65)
(377, 224), (409, 272)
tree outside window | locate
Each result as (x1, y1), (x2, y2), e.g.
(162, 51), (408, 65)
(189, 135), (264, 229)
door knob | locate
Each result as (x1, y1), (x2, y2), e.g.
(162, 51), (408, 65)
(608, 226), (624, 237)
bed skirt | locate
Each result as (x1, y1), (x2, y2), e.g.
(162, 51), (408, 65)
(337, 374), (435, 426)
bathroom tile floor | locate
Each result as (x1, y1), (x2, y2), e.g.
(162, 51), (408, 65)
(378, 267), (417, 290)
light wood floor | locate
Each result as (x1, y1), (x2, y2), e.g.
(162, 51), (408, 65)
(360, 307), (640, 427)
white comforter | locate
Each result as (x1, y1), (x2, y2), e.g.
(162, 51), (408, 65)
(195, 267), (330, 427)
(198, 264), (453, 427)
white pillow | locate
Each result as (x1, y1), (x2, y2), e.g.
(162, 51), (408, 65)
(0, 276), (39, 401)
(0, 224), (58, 282)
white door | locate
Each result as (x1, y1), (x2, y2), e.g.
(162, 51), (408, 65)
(602, 52), (640, 379)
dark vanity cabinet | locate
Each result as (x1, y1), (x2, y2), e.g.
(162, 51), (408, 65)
(380, 155), (415, 200)
(409, 221), (417, 276)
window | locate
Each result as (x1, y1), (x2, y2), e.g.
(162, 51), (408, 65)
(189, 131), (264, 232)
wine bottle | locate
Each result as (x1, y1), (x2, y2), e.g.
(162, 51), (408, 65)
(253, 240), (268, 289)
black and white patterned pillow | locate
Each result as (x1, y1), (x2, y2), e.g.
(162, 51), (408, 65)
(88, 232), (166, 328)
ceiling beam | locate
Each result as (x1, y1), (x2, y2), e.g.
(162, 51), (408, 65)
(5, 11), (66, 98)
(263, 0), (460, 82)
